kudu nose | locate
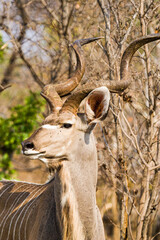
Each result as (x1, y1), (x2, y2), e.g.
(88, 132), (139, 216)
(21, 141), (34, 152)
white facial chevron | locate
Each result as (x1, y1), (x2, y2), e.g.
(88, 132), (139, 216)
(42, 124), (59, 130)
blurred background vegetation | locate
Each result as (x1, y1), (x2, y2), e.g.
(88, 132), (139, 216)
(0, 91), (44, 179)
(0, 0), (160, 239)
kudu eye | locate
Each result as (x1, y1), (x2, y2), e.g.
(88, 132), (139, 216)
(62, 123), (72, 129)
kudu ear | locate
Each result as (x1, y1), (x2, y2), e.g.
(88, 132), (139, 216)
(85, 86), (110, 125)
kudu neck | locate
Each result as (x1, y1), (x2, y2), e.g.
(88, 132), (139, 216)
(53, 133), (98, 239)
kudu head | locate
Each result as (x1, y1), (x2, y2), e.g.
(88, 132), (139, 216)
(21, 34), (160, 169)
(21, 37), (110, 168)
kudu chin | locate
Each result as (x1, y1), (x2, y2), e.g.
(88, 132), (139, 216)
(0, 33), (160, 240)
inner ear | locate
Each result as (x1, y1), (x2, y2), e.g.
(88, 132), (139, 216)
(85, 87), (110, 123)
(88, 93), (104, 119)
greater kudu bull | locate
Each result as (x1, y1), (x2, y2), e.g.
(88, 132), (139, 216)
(0, 33), (160, 240)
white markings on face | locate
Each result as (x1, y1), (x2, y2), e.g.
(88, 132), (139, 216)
(42, 124), (59, 130)
(24, 149), (40, 155)
(39, 157), (48, 163)
(23, 150), (46, 160)
(31, 153), (45, 159)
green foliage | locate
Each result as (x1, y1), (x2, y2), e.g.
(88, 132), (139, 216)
(0, 92), (45, 180)
(0, 34), (5, 63)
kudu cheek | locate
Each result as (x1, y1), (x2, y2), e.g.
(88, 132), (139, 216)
(53, 138), (73, 157)
(39, 140), (67, 158)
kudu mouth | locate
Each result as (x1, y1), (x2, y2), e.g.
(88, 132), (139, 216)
(21, 140), (66, 162)
(22, 149), (46, 158)
(21, 141), (46, 156)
